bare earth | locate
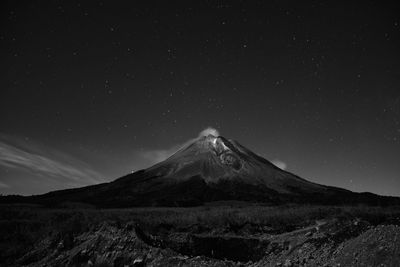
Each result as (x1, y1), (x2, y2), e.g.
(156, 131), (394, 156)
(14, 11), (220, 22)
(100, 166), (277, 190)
(3, 205), (399, 267)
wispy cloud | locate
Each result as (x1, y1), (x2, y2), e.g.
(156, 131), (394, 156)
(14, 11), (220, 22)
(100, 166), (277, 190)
(140, 144), (182, 166)
(0, 181), (9, 188)
(0, 134), (104, 186)
(271, 159), (287, 170)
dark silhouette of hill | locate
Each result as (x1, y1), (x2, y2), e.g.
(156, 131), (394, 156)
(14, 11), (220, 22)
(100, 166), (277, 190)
(1, 134), (399, 207)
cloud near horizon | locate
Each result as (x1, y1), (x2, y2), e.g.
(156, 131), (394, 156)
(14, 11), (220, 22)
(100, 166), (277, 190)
(271, 159), (287, 170)
(0, 134), (104, 187)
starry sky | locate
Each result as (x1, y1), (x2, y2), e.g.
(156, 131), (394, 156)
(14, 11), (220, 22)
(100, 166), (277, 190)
(1, 1), (399, 196)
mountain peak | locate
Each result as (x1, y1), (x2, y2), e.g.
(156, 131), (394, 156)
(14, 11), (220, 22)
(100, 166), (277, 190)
(144, 134), (330, 196)
(197, 134), (229, 152)
(13, 132), (398, 208)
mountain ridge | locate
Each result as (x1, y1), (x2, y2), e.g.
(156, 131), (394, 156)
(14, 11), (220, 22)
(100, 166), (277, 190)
(1, 134), (399, 207)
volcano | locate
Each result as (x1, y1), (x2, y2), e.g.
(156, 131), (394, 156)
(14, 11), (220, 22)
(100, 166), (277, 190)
(2, 134), (399, 207)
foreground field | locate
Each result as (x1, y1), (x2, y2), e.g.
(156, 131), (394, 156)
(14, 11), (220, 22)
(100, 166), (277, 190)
(1, 204), (400, 266)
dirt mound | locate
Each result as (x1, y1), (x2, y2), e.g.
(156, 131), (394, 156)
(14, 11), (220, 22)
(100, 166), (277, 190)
(8, 208), (400, 267)
(330, 225), (400, 266)
(18, 222), (240, 267)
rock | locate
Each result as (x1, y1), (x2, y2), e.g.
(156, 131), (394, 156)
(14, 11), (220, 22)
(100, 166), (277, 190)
(133, 257), (144, 266)
(284, 259), (292, 267)
(57, 241), (64, 250)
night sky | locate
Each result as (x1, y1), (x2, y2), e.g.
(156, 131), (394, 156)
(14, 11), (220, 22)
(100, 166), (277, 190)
(1, 1), (399, 196)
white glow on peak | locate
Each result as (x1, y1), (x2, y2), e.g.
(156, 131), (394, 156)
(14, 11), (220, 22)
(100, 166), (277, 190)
(198, 127), (220, 137)
(208, 135), (230, 151)
(204, 135), (218, 147)
(211, 136), (217, 145)
(219, 139), (229, 150)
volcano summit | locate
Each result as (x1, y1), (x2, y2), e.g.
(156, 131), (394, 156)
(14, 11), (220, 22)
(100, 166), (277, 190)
(3, 133), (399, 207)
(146, 134), (325, 194)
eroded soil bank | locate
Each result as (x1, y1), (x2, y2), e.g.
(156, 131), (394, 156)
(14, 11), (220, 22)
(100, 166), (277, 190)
(1, 205), (400, 266)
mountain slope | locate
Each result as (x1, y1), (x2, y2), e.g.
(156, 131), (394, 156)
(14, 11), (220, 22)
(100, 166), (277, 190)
(1, 134), (399, 207)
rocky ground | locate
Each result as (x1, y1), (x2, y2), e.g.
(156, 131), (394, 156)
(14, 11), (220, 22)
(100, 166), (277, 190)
(2, 205), (400, 266)
(12, 217), (400, 266)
